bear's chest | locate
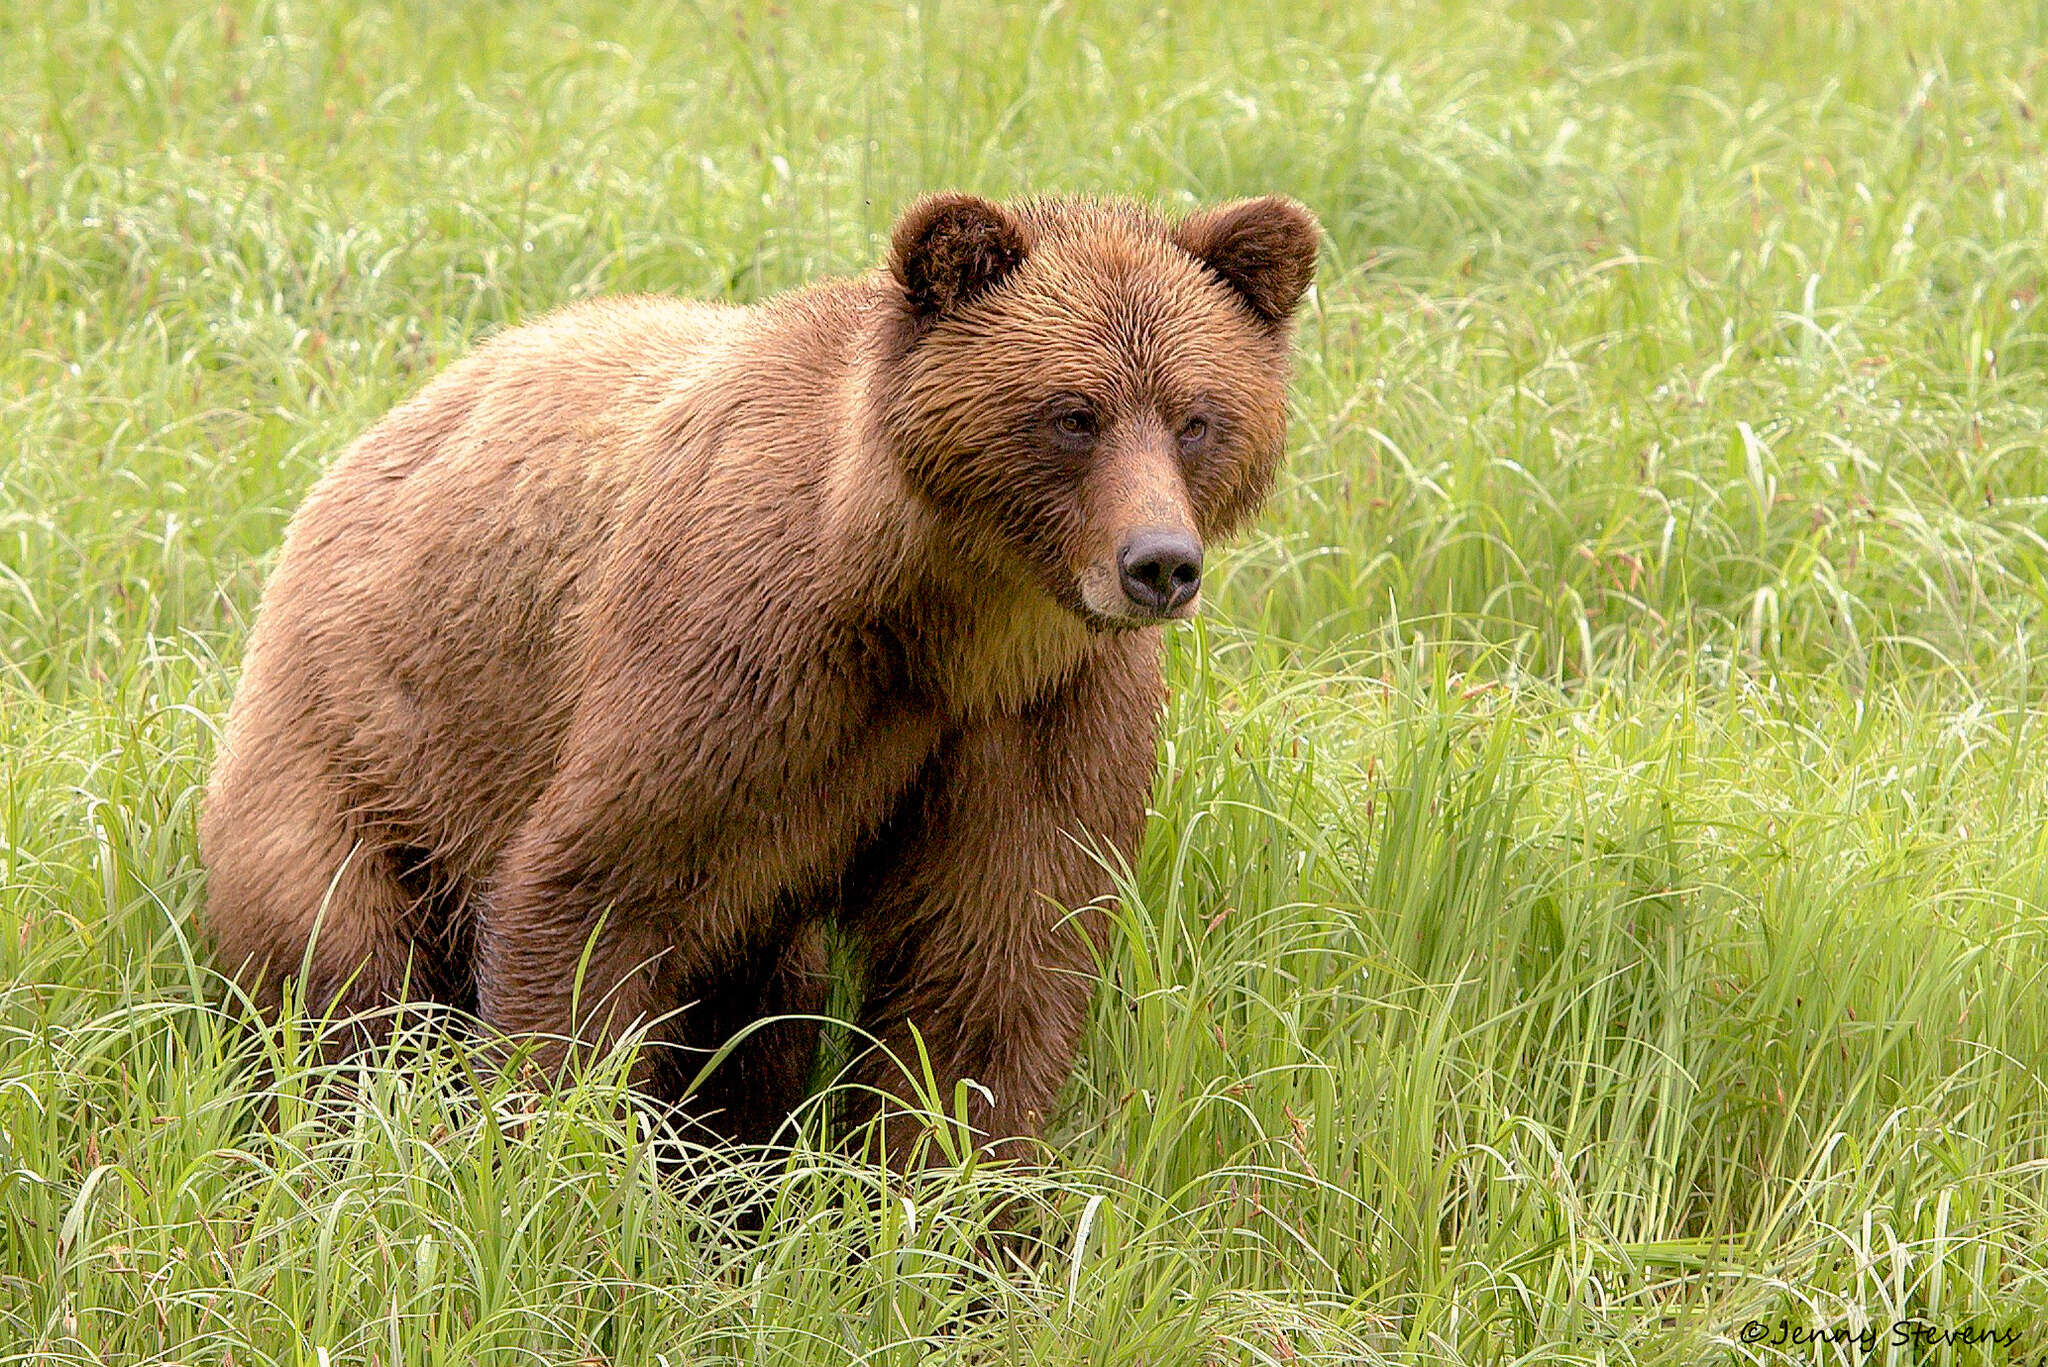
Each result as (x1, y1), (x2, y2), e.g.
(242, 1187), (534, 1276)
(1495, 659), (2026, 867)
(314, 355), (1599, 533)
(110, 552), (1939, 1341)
(681, 593), (1089, 914)
(904, 589), (1097, 726)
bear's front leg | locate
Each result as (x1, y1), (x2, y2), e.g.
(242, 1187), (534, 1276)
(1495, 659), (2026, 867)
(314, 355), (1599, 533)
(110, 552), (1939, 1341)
(475, 791), (703, 1094)
(843, 641), (1165, 1166)
(476, 756), (801, 1135)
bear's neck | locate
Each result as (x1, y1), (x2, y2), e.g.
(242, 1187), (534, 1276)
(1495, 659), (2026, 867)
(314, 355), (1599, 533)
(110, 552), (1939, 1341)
(822, 366), (1097, 722)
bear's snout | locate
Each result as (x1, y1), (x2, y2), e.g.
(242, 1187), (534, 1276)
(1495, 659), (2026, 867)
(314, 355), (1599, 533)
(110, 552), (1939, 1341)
(1117, 529), (1203, 616)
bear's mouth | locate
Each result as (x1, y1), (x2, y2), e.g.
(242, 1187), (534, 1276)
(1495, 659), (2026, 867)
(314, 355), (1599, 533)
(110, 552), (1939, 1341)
(1083, 606), (1192, 634)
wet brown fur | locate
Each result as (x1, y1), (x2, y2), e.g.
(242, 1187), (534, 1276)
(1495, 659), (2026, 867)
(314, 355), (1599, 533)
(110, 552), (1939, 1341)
(200, 193), (1319, 1159)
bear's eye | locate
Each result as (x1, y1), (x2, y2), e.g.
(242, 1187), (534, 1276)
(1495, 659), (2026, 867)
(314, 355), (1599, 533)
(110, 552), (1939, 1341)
(1178, 416), (1210, 448)
(1055, 408), (1099, 441)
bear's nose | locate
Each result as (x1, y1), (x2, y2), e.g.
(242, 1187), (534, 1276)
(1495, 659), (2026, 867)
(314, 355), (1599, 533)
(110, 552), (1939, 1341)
(1117, 530), (1203, 615)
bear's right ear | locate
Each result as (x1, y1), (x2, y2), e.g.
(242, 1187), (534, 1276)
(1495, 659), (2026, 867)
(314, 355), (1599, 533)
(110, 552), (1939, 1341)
(890, 194), (1029, 329)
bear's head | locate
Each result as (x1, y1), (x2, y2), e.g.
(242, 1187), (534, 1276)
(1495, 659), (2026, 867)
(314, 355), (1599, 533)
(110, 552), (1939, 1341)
(878, 193), (1319, 630)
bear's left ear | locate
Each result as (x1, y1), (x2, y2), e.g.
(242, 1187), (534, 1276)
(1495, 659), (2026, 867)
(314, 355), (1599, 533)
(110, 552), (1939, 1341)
(890, 194), (1030, 329)
(1173, 196), (1321, 327)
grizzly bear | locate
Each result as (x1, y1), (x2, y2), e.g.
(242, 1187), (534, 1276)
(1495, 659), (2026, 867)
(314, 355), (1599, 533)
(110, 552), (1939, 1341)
(200, 192), (1319, 1160)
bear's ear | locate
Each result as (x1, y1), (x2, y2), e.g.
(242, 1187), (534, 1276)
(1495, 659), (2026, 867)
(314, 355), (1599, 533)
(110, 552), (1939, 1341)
(890, 194), (1030, 328)
(1173, 196), (1321, 327)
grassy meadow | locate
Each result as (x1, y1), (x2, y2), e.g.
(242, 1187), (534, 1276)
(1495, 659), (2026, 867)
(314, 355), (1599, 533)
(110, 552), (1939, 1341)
(7, 0), (2048, 1361)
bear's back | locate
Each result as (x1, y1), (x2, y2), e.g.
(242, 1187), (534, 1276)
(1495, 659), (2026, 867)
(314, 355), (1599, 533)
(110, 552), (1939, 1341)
(229, 291), (851, 886)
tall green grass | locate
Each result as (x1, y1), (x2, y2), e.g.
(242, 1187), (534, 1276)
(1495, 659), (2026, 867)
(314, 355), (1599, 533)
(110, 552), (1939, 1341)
(5, 1), (2048, 1361)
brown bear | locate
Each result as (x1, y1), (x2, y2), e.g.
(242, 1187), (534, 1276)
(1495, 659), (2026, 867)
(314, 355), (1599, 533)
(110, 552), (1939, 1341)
(199, 192), (1318, 1160)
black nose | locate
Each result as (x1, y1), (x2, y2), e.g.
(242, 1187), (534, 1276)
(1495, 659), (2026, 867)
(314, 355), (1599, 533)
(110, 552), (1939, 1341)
(1118, 530), (1203, 614)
